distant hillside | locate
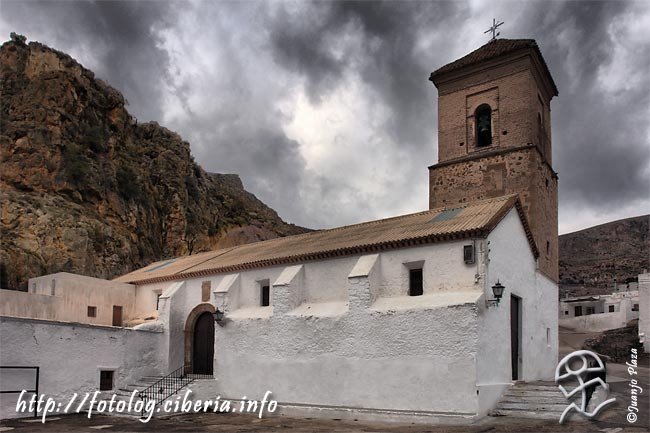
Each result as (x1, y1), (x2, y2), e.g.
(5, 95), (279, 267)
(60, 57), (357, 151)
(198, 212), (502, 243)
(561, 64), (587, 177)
(0, 34), (307, 290)
(559, 214), (649, 293)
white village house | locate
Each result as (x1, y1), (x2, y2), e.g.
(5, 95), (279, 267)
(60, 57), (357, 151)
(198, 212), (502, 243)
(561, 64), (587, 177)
(1, 39), (560, 422)
(558, 290), (640, 333)
(639, 273), (650, 353)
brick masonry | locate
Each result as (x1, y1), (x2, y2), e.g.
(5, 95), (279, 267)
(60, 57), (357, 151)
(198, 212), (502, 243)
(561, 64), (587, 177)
(429, 146), (558, 281)
(429, 44), (559, 281)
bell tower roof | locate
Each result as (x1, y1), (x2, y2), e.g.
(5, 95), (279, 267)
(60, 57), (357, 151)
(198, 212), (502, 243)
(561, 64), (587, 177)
(429, 39), (558, 97)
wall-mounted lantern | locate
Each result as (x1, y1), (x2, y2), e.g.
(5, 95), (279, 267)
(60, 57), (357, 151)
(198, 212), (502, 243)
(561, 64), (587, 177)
(213, 308), (225, 324)
(486, 280), (505, 308)
(213, 291), (228, 327)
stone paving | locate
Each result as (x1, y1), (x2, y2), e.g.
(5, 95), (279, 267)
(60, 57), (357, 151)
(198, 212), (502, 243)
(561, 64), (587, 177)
(2, 331), (648, 433)
(0, 394), (647, 433)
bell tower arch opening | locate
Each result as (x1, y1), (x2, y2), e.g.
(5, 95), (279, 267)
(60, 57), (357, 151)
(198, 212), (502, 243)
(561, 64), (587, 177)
(475, 104), (493, 147)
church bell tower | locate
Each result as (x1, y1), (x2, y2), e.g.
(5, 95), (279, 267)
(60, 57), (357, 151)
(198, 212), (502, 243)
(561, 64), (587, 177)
(429, 39), (559, 281)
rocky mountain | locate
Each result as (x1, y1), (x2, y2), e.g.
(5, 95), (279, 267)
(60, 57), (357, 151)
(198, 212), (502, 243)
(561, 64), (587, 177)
(559, 214), (649, 294)
(0, 34), (306, 290)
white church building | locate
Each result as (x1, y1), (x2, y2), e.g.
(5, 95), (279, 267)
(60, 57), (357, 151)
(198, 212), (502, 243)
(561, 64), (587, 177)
(1, 39), (560, 423)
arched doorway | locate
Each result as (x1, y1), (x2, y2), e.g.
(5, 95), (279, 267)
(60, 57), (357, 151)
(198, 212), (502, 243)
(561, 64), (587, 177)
(184, 303), (215, 375)
(193, 312), (214, 375)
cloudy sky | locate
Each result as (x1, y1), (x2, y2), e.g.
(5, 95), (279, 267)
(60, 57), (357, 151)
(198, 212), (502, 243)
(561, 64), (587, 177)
(1, 0), (648, 234)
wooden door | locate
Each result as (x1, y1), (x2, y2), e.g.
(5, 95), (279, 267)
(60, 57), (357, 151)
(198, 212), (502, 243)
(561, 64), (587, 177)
(193, 312), (214, 375)
(510, 295), (521, 381)
(112, 306), (123, 326)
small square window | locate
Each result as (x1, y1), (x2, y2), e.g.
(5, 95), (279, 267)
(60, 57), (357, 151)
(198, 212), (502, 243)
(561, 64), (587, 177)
(100, 370), (114, 391)
(608, 305), (615, 313)
(87, 306), (97, 317)
(409, 269), (423, 296)
(463, 245), (475, 264)
(633, 304), (639, 312)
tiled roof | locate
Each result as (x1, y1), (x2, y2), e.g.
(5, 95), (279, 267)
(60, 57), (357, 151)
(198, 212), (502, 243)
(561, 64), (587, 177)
(115, 195), (537, 285)
(430, 39), (558, 95)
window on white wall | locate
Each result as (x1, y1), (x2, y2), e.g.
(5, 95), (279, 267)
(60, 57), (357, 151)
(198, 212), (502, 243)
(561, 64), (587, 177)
(403, 260), (425, 297)
(409, 269), (423, 296)
(99, 370), (114, 391)
(260, 280), (270, 307)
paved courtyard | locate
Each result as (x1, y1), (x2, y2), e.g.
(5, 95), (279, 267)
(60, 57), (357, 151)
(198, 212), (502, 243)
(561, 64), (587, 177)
(0, 410), (648, 433)
(1, 383), (648, 433)
(1, 362), (647, 432)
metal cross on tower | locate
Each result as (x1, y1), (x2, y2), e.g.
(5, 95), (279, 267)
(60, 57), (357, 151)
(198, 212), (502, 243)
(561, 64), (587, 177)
(484, 18), (504, 41)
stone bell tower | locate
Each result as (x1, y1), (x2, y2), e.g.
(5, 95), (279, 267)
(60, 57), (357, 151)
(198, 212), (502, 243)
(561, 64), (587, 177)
(429, 39), (559, 281)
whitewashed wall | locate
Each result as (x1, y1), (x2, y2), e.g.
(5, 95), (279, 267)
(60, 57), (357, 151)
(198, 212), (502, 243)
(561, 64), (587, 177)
(639, 274), (650, 352)
(559, 292), (639, 319)
(559, 299), (605, 318)
(476, 209), (558, 414)
(0, 273), (137, 326)
(559, 292), (639, 332)
(209, 241), (482, 418)
(137, 240), (483, 418)
(559, 310), (635, 333)
(0, 316), (166, 419)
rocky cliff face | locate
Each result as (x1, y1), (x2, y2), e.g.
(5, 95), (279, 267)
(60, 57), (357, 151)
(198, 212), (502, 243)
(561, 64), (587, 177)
(0, 36), (306, 290)
(559, 215), (649, 291)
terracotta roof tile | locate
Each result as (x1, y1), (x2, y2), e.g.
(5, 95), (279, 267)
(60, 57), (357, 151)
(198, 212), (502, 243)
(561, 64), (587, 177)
(115, 194), (536, 285)
(429, 39), (558, 95)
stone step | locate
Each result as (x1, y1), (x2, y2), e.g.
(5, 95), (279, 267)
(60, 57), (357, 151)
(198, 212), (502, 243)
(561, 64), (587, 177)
(115, 392), (143, 399)
(496, 401), (567, 411)
(126, 382), (162, 388)
(501, 396), (565, 403)
(507, 385), (560, 391)
(503, 389), (564, 398)
(499, 397), (567, 405)
(490, 409), (562, 420)
(489, 382), (573, 420)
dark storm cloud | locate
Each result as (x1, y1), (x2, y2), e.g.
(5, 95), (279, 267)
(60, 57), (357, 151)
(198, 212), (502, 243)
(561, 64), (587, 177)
(508, 0), (650, 209)
(1, 0), (648, 231)
(268, 1), (462, 148)
(0, 0), (172, 121)
(266, 0), (650, 224)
